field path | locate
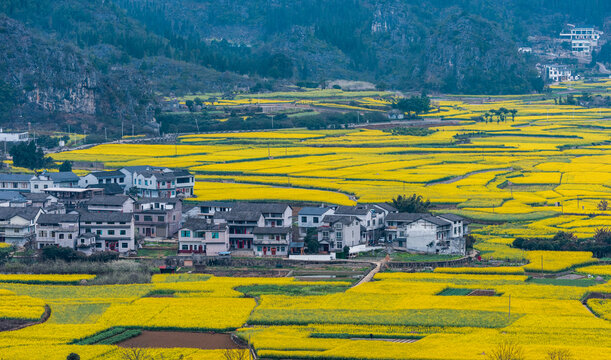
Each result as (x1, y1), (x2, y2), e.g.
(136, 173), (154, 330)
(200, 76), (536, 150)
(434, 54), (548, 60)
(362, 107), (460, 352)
(352, 259), (386, 287)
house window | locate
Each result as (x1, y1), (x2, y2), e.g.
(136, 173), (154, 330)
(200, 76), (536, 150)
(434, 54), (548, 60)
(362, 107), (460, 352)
(182, 245), (189, 250)
(134, 215), (140, 221)
(143, 216), (152, 221)
(301, 216), (307, 223)
(96, 243), (102, 248)
(337, 242), (343, 249)
(121, 242), (128, 248)
(59, 234), (64, 239)
(108, 230), (115, 235)
(257, 246), (262, 252)
(322, 231), (329, 238)
(157, 216), (165, 222)
(313, 217), (319, 223)
(96, 230), (102, 235)
(120, 230), (126, 235)
(181, 230), (191, 237)
(212, 232), (219, 239)
(281, 247), (285, 252)
(34, 184), (39, 189)
(68, 234), (72, 239)
(336, 231), (342, 240)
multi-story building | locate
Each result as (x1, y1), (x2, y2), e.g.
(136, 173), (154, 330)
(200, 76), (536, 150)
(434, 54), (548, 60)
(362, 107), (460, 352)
(334, 205), (386, 244)
(384, 213), (468, 255)
(215, 210), (265, 251)
(252, 227), (292, 256)
(560, 25), (604, 55)
(0, 207), (42, 247)
(134, 198), (182, 238)
(544, 64), (573, 82)
(317, 215), (361, 253)
(44, 188), (104, 211)
(232, 203), (292, 227)
(178, 219), (229, 256)
(79, 212), (135, 253)
(183, 201), (235, 220)
(21, 193), (60, 210)
(79, 171), (127, 189)
(132, 168), (194, 198)
(0, 130), (29, 142)
(0, 174), (33, 192)
(298, 207), (335, 239)
(32, 172), (80, 193)
(35, 213), (80, 249)
(86, 195), (135, 213)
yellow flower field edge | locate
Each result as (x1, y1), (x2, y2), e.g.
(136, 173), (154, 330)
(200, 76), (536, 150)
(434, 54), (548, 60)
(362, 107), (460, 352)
(434, 267), (525, 275)
(0, 274), (96, 284)
(575, 265), (611, 277)
(522, 251), (598, 273)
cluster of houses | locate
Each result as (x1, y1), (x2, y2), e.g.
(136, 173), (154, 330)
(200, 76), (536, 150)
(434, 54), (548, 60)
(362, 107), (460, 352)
(0, 166), (469, 258)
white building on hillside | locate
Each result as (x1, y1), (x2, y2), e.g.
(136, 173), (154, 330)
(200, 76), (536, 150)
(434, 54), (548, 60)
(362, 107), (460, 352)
(560, 25), (604, 55)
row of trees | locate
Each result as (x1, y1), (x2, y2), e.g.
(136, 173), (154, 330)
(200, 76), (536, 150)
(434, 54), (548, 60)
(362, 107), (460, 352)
(482, 108), (518, 123)
(392, 94), (432, 118)
(513, 229), (611, 258)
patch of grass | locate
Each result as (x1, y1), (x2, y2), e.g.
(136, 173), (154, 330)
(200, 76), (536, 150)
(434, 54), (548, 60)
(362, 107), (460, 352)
(236, 284), (350, 297)
(526, 278), (601, 287)
(48, 303), (110, 324)
(437, 288), (474, 296)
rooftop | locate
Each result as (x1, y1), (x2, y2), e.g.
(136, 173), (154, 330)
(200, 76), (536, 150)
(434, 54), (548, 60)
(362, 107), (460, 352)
(37, 213), (79, 224)
(298, 207), (333, 216)
(88, 195), (133, 206)
(252, 227), (292, 235)
(321, 215), (358, 225)
(79, 211), (133, 222)
(181, 218), (227, 231)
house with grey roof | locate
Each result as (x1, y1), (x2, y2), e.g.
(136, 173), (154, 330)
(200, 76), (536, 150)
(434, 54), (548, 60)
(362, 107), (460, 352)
(253, 226), (292, 256)
(35, 213), (80, 250)
(131, 168), (194, 198)
(134, 198), (182, 238)
(385, 213), (467, 255)
(79, 211), (135, 253)
(317, 215), (361, 253)
(182, 201), (235, 220)
(298, 207), (335, 239)
(334, 204), (386, 245)
(178, 219), (229, 256)
(0, 207), (42, 246)
(79, 170), (126, 189)
(0, 174), (34, 192)
(32, 171), (80, 193)
(86, 195), (135, 213)
(0, 191), (27, 207)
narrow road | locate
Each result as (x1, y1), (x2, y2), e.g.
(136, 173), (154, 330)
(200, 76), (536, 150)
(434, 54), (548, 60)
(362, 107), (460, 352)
(352, 258), (387, 287)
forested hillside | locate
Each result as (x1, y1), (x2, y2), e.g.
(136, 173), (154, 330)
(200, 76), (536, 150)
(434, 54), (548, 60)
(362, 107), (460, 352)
(0, 0), (609, 131)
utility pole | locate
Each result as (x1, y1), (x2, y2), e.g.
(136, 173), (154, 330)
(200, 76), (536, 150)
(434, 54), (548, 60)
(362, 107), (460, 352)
(104, 128), (108, 142)
(121, 121), (124, 138)
(271, 115), (274, 129)
(132, 124), (134, 137)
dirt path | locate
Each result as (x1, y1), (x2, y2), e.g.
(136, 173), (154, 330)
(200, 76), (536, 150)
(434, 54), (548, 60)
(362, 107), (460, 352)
(352, 259), (385, 288)
(427, 167), (513, 186)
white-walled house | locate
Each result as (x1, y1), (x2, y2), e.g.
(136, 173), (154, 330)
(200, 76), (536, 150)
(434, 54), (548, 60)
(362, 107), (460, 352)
(86, 195), (135, 213)
(36, 213), (80, 249)
(214, 210), (265, 251)
(334, 205), (386, 244)
(79, 211), (135, 253)
(232, 203), (292, 227)
(79, 171), (126, 189)
(0, 174), (34, 192)
(131, 168), (194, 198)
(0, 207), (42, 247)
(385, 213), (467, 255)
(560, 25), (603, 55)
(317, 215), (361, 253)
(178, 219), (229, 256)
(298, 207), (334, 239)
(252, 227), (292, 256)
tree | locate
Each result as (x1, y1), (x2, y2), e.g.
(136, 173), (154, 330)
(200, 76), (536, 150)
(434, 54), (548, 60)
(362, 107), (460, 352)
(305, 228), (319, 254)
(597, 200), (608, 211)
(391, 194), (431, 213)
(59, 160), (73, 172)
(185, 100), (194, 112)
(343, 245), (350, 259)
(66, 354), (80, 360)
(193, 97), (203, 107)
(509, 109), (517, 122)
(9, 141), (53, 170)
(486, 340), (525, 360)
(223, 349), (251, 360)
(0, 244), (13, 265)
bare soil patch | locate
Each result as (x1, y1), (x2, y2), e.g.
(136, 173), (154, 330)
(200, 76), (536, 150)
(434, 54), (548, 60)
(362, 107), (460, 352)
(468, 289), (496, 296)
(0, 305), (51, 332)
(117, 331), (246, 349)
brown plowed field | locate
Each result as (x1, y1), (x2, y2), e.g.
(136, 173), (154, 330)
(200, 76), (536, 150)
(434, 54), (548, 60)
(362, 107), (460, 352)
(117, 331), (245, 349)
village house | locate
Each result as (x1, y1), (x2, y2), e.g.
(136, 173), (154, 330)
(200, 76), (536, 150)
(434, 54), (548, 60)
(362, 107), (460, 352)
(560, 25), (604, 55)
(35, 213), (80, 250)
(0, 207), (42, 247)
(333, 204), (388, 245)
(44, 188), (104, 211)
(183, 201), (235, 220)
(384, 213), (468, 255)
(131, 168), (194, 198)
(232, 203), (292, 227)
(119, 166), (155, 192)
(21, 193), (62, 213)
(79, 171), (126, 189)
(214, 210), (265, 251)
(544, 64), (573, 82)
(0, 174), (33, 192)
(252, 226), (292, 256)
(78, 211), (135, 253)
(0, 192), (27, 207)
(298, 207), (335, 239)
(32, 172), (80, 193)
(86, 195), (135, 213)
(134, 198), (182, 238)
(317, 215), (361, 253)
(178, 219), (229, 256)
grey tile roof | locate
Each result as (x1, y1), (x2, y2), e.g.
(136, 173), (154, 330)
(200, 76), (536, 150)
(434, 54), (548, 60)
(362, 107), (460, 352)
(0, 191), (26, 202)
(252, 227), (292, 235)
(197, 201), (235, 208)
(216, 210), (263, 222)
(375, 203), (398, 213)
(181, 218), (227, 231)
(0, 207), (41, 221)
(423, 216), (452, 227)
(37, 213), (79, 224)
(437, 213), (465, 222)
(385, 213), (428, 222)
(233, 202), (290, 214)
(121, 165), (155, 173)
(298, 207), (332, 216)
(47, 172), (79, 183)
(334, 206), (370, 216)
(0, 173), (34, 182)
(322, 215), (358, 225)
(21, 192), (53, 201)
(136, 197), (181, 205)
(87, 183), (124, 195)
(88, 195), (133, 206)
(91, 170), (125, 179)
(79, 211), (133, 222)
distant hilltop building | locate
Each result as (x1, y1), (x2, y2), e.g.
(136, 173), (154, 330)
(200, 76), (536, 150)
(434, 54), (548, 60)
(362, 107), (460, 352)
(0, 129), (29, 142)
(543, 64), (574, 83)
(560, 24), (603, 56)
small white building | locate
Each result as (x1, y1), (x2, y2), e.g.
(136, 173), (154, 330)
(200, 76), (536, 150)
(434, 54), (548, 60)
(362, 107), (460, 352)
(79, 211), (135, 253)
(0, 130), (29, 142)
(0, 207), (42, 247)
(0, 174), (34, 192)
(86, 195), (135, 213)
(544, 64), (573, 82)
(35, 213), (80, 250)
(560, 25), (604, 55)
(298, 207), (335, 239)
(178, 219), (229, 256)
(317, 215), (361, 253)
(252, 227), (292, 257)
